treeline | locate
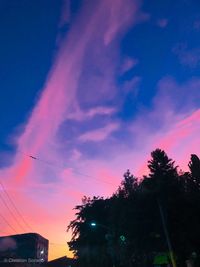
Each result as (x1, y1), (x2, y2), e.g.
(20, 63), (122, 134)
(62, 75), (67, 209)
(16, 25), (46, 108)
(67, 149), (200, 267)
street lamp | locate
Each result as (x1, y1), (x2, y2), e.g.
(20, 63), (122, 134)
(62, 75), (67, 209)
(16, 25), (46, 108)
(89, 222), (112, 231)
(89, 221), (126, 267)
(89, 222), (115, 267)
(89, 221), (126, 241)
(90, 222), (97, 227)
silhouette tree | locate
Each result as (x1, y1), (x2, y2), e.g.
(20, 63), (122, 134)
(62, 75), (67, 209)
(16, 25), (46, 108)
(112, 170), (140, 266)
(144, 149), (200, 266)
(67, 149), (200, 267)
(145, 148), (178, 196)
(188, 154), (200, 187)
(67, 196), (112, 267)
(117, 169), (138, 198)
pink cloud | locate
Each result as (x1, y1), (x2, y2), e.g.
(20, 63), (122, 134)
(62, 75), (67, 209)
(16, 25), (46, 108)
(70, 149), (82, 161)
(4, 0), (200, 262)
(79, 123), (119, 142)
(66, 106), (116, 121)
(103, 0), (139, 45)
(3, 0), (141, 184)
(129, 77), (200, 176)
(86, 107), (116, 118)
(0, 0), (144, 260)
(121, 58), (138, 74)
(151, 76), (200, 124)
(154, 109), (200, 170)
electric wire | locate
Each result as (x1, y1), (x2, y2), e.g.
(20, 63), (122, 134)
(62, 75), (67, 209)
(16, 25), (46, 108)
(0, 179), (69, 246)
(0, 213), (17, 234)
(19, 150), (116, 186)
(0, 147), (118, 246)
(0, 220), (12, 236)
(0, 190), (27, 232)
(0, 181), (33, 232)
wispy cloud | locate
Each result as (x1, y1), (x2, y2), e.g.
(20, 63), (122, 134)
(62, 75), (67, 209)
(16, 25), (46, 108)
(129, 76), (200, 174)
(3, 0), (200, 261)
(78, 123), (119, 142)
(66, 106), (116, 121)
(2, 0), (141, 182)
(120, 58), (138, 74)
(0, 0), (145, 260)
(103, 0), (142, 45)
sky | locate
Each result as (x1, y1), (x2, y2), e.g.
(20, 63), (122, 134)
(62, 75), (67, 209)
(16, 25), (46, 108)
(0, 0), (200, 261)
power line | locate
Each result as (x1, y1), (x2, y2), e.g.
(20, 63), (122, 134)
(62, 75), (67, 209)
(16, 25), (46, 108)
(0, 129), (118, 186)
(0, 220), (12, 236)
(0, 213), (18, 234)
(0, 172), (68, 245)
(0, 148), (118, 247)
(72, 169), (114, 186)
(0, 191), (27, 232)
(18, 150), (116, 186)
(0, 181), (34, 232)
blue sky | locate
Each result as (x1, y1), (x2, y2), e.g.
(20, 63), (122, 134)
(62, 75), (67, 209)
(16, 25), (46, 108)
(0, 0), (200, 260)
(1, 0), (200, 149)
(0, 1), (60, 150)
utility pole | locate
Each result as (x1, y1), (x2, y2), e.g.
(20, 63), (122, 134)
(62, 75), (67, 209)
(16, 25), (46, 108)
(90, 222), (116, 267)
(157, 199), (177, 267)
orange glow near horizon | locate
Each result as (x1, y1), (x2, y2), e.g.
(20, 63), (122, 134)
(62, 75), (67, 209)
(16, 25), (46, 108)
(1, 0), (200, 262)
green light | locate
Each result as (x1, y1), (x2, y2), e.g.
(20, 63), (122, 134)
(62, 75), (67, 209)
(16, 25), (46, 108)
(90, 222), (97, 227)
(120, 235), (126, 242)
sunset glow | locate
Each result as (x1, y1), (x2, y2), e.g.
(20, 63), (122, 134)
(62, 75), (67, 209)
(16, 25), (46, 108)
(0, 0), (200, 260)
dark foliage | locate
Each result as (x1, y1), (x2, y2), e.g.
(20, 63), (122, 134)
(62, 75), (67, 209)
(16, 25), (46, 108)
(67, 149), (200, 267)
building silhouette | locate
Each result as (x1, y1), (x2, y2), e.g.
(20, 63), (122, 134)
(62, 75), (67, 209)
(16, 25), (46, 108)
(0, 233), (48, 263)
